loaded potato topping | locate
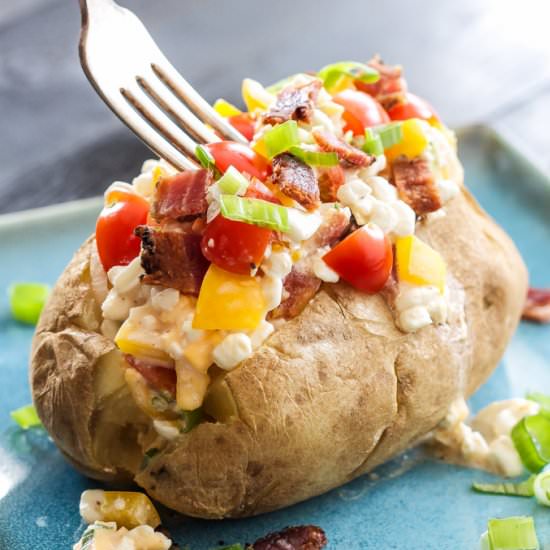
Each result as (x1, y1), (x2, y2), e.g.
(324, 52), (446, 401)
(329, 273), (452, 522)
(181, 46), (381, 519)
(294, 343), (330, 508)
(93, 57), (464, 436)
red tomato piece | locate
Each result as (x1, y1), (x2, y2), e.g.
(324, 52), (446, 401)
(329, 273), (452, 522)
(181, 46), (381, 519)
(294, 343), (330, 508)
(206, 141), (270, 182)
(228, 113), (255, 141)
(96, 191), (149, 272)
(125, 355), (177, 396)
(387, 92), (439, 122)
(245, 179), (281, 204)
(201, 215), (272, 275)
(333, 89), (390, 136)
(323, 225), (393, 293)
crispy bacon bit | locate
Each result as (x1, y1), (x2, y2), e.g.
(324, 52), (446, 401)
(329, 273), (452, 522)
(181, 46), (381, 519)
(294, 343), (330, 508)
(391, 156), (442, 215)
(269, 268), (322, 320)
(317, 165), (345, 202)
(312, 130), (374, 167)
(125, 355), (176, 395)
(522, 288), (550, 323)
(271, 153), (320, 210)
(151, 169), (211, 222)
(264, 80), (322, 126)
(358, 54), (408, 110)
(270, 205), (350, 320)
(250, 525), (327, 550)
(135, 225), (209, 296)
(304, 203), (351, 254)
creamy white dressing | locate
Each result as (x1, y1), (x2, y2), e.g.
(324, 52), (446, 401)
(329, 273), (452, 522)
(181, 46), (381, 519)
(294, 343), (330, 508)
(395, 283), (448, 333)
(432, 398), (540, 477)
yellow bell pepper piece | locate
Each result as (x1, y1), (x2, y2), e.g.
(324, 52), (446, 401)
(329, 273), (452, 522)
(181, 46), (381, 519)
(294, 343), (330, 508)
(242, 78), (273, 112)
(183, 333), (222, 372)
(193, 265), (266, 330)
(81, 490), (161, 529)
(252, 137), (268, 159)
(115, 322), (172, 363)
(385, 119), (429, 163)
(395, 235), (446, 294)
(213, 98), (242, 118)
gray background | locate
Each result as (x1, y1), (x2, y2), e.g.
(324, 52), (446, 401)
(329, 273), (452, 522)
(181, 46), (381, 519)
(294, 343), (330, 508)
(2, 0), (550, 214)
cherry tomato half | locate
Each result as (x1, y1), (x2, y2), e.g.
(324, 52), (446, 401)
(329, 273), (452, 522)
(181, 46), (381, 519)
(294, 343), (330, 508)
(228, 113), (256, 141)
(206, 141), (270, 182)
(323, 224), (393, 293)
(96, 191), (149, 272)
(333, 89), (390, 136)
(387, 92), (438, 122)
(201, 215), (272, 275)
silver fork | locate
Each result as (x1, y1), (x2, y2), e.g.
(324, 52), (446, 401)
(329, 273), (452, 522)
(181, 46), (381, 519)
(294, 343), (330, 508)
(79, 0), (247, 171)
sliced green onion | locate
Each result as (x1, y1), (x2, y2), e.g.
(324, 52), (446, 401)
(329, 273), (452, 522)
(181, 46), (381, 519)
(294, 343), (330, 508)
(10, 404), (42, 430)
(375, 122), (404, 149)
(527, 392), (550, 413)
(318, 61), (380, 91)
(288, 146), (338, 167)
(263, 120), (300, 159)
(219, 195), (289, 232)
(217, 166), (250, 195)
(363, 129), (384, 156)
(195, 144), (216, 170)
(511, 413), (550, 473)
(8, 282), (50, 325)
(534, 470), (550, 506)
(214, 545), (243, 550)
(473, 476), (535, 497)
(179, 408), (203, 433)
(486, 517), (539, 550)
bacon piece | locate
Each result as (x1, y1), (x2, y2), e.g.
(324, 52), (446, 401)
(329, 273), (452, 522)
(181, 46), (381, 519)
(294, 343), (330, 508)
(356, 55), (408, 110)
(391, 156), (442, 215)
(269, 205), (350, 320)
(268, 268), (322, 320)
(151, 169), (211, 222)
(522, 288), (550, 323)
(312, 130), (374, 167)
(135, 225), (209, 296)
(264, 80), (322, 125)
(271, 153), (320, 210)
(251, 525), (327, 550)
(303, 203), (350, 255)
(125, 355), (177, 396)
(317, 165), (345, 202)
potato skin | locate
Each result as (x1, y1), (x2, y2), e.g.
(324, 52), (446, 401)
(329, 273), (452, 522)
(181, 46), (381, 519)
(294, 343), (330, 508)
(30, 186), (527, 518)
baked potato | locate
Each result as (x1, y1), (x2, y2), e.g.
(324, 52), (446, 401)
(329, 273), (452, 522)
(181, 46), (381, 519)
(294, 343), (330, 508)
(30, 59), (527, 519)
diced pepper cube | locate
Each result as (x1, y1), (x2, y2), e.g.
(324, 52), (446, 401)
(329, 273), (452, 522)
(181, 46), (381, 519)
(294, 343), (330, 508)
(385, 118), (429, 162)
(213, 98), (242, 118)
(80, 490), (161, 529)
(242, 78), (273, 112)
(395, 235), (446, 293)
(193, 265), (266, 330)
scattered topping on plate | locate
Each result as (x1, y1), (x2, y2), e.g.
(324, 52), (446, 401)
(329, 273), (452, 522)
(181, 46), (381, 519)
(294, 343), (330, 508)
(522, 287), (550, 323)
(8, 282), (50, 325)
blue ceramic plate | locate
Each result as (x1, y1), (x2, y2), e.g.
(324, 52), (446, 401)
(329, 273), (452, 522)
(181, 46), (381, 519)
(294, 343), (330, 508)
(0, 126), (549, 549)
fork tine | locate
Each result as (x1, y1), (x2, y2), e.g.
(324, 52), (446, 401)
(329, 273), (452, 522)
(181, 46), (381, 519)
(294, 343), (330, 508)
(121, 84), (202, 165)
(138, 74), (220, 145)
(112, 90), (198, 171)
(152, 62), (249, 144)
